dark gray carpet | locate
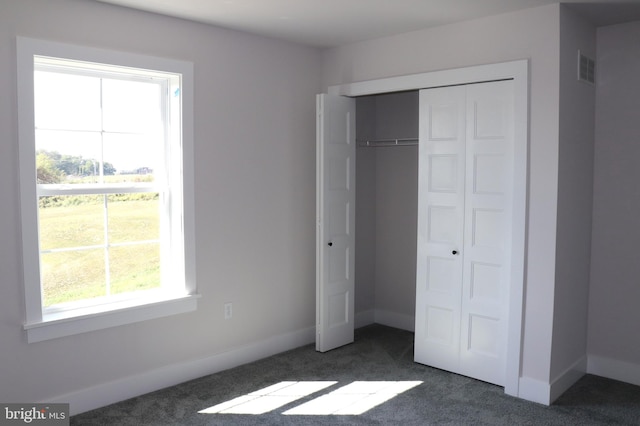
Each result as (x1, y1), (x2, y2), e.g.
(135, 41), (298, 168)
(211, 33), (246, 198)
(71, 324), (640, 425)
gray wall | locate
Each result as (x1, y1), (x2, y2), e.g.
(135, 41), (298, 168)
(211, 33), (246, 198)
(0, 0), (320, 409)
(355, 96), (377, 316)
(551, 5), (596, 386)
(323, 3), (562, 390)
(589, 20), (640, 368)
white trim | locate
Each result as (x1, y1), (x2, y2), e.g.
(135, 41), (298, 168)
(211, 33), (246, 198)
(327, 59), (529, 399)
(24, 294), (200, 343)
(37, 183), (163, 196)
(518, 376), (551, 405)
(518, 355), (587, 406)
(52, 326), (315, 416)
(505, 59), (529, 399)
(354, 310), (415, 332)
(19, 37), (192, 77)
(16, 36), (197, 341)
(588, 354), (640, 387)
(374, 310), (415, 332)
(549, 355), (587, 403)
(328, 61), (526, 97)
(355, 310), (375, 329)
(17, 37), (42, 327)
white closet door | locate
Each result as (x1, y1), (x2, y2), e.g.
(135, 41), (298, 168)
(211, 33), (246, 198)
(414, 85), (466, 373)
(316, 93), (356, 352)
(459, 80), (513, 384)
(415, 80), (514, 386)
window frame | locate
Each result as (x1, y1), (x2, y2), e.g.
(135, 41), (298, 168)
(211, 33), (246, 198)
(17, 37), (198, 343)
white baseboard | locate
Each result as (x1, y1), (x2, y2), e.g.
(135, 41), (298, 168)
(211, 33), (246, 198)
(355, 309), (414, 332)
(355, 310), (375, 329)
(518, 376), (551, 405)
(53, 326), (315, 416)
(374, 310), (415, 332)
(549, 355), (587, 403)
(588, 354), (640, 387)
(518, 356), (587, 405)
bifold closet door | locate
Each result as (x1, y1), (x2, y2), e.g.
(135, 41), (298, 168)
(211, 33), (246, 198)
(414, 80), (514, 386)
(315, 94), (356, 353)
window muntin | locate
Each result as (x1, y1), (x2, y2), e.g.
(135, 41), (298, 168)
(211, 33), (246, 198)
(38, 193), (161, 308)
(34, 64), (166, 185)
(33, 60), (174, 312)
(18, 38), (197, 342)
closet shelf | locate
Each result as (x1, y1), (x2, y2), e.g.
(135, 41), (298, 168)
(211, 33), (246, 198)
(357, 138), (418, 147)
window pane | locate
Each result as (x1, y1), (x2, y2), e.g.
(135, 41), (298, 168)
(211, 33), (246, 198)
(34, 71), (101, 131)
(103, 133), (161, 180)
(107, 194), (160, 243)
(39, 195), (105, 250)
(41, 249), (106, 307)
(23, 47), (190, 333)
(110, 244), (161, 295)
(102, 78), (162, 133)
(36, 130), (102, 184)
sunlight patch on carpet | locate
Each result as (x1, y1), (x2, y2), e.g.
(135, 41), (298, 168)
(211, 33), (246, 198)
(199, 381), (337, 415)
(283, 381), (423, 415)
(199, 380), (423, 416)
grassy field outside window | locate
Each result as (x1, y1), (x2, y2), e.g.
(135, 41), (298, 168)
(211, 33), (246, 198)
(39, 192), (161, 306)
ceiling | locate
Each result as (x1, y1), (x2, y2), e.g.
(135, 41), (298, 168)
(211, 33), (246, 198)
(94, 0), (640, 48)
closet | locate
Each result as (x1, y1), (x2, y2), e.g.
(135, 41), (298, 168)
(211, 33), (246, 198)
(354, 91), (419, 333)
(354, 84), (514, 387)
(316, 62), (526, 392)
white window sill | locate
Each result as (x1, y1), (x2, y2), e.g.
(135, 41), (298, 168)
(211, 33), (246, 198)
(24, 293), (200, 343)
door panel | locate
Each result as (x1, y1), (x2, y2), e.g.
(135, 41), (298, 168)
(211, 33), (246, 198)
(459, 80), (513, 385)
(415, 80), (514, 386)
(415, 85), (466, 373)
(428, 155), (458, 193)
(316, 93), (356, 352)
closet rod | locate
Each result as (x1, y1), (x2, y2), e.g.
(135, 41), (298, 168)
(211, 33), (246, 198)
(357, 137), (418, 147)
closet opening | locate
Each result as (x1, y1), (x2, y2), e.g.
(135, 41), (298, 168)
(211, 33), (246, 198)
(354, 91), (419, 333)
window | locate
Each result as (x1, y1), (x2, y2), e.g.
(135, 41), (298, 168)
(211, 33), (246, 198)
(17, 38), (197, 343)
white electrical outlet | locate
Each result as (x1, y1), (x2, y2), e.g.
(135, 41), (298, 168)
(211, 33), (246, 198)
(224, 302), (233, 319)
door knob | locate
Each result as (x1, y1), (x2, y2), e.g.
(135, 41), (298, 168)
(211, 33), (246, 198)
(452, 250), (458, 255)
(328, 242), (333, 247)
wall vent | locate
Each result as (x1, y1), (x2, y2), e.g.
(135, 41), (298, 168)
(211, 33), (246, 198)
(578, 51), (595, 84)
